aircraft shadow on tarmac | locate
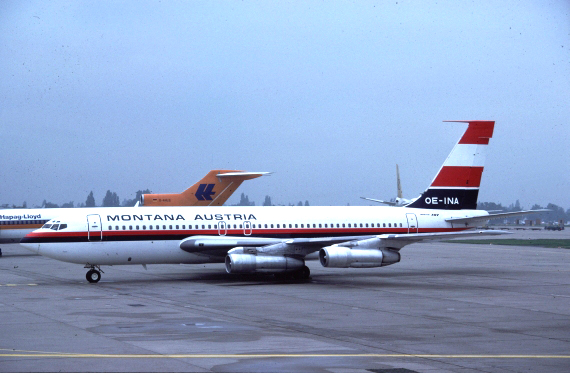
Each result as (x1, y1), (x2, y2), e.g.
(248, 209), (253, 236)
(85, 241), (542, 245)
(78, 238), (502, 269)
(95, 266), (520, 289)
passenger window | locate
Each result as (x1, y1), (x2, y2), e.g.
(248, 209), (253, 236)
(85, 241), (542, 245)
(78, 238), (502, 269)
(149, 225), (153, 230)
(195, 225), (198, 229)
(383, 223), (386, 227)
(325, 224), (328, 228)
(176, 225), (179, 229)
(277, 224), (280, 228)
(270, 224), (274, 228)
(265, 224), (268, 228)
(136, 225), (139, 230)
(208, 225), (211, 229)
(129, 226), (133, 230)
(163, 225), (166, 229)
(108, 226), (112, 230)
(319, 224), (322, 228)
(400, 223), (403, 227)
(182, 225), (186, 229)
(388, 223), (391, 227)
(122, 225), (126, 230)
(202, 225), (205, 229)
(142, 225), (146, 230)
(301, 224), (304, 228)
(169, 225), (172, 229)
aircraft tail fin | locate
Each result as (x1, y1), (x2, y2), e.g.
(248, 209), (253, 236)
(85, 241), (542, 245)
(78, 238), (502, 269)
(405, 121), (494, 210)
(140, 170), (270, 207)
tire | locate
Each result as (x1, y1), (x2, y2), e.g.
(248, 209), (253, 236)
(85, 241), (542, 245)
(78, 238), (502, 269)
(299, 265), (311, 279)
(86, 269), (101, 283)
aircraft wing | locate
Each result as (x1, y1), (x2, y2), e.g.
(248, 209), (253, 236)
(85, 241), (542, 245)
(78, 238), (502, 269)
(180, 230), (509, 258)
(445, 209), (550, 225)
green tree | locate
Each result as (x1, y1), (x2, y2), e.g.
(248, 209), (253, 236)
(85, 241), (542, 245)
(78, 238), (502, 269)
(263, 195), (272, 206)
(42, 200), (59, 208)
(102, 190), (120, 207)
(85, 191), (96, 207)
(61, 201), (74, 208)
(236, 193), (255, 206)
(122, 189), (152, 206)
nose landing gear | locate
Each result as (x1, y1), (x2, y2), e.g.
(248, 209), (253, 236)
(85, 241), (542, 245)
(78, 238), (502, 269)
(84, 265), (103, 283)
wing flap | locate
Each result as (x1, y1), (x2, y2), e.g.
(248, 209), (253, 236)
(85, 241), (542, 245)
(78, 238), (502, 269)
(445, 209), (550, 224)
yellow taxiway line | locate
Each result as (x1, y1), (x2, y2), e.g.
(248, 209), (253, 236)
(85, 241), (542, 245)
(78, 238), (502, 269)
(0, 350), (568, 359)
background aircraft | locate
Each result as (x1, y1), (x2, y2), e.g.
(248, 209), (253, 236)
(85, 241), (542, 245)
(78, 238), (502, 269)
(0, 170), (268, 244)
(361, 164), (414, 206)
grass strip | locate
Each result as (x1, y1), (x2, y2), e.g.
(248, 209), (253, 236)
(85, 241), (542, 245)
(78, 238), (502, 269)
(444, 239), (570, 249)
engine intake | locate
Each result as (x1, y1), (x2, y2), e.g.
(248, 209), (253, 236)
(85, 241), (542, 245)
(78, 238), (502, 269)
(319, 246), (400, 268)
(225, 253), (304, 274)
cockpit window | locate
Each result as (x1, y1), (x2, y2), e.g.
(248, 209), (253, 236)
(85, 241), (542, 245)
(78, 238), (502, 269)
(50, 224), (60, 230)
(42, 223), (52, 229)
(59, 224), (67, 230)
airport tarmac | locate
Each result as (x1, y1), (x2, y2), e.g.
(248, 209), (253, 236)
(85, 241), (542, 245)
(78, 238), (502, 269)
(0, 230), (569, 372)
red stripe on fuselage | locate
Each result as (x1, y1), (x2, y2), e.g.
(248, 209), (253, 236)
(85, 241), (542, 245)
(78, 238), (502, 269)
(431, 166), (483, 187)
(458, 121), (494, 145)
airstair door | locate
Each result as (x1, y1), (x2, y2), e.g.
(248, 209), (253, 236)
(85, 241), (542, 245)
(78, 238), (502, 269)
(87, 214), (102, 241)
(406, 213), (418, 234)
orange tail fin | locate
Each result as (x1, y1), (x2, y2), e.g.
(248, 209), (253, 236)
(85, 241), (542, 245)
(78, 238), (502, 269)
(140, 170), (269, 207)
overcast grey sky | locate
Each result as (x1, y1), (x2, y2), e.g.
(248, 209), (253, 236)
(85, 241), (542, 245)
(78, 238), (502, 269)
(1, 1), (569, 209)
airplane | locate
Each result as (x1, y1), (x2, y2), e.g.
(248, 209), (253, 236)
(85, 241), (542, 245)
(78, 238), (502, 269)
(139, 170), (270, 207)
(21, 121), (548, 283)
(0, 170), (268, 244)
(361, 164), (415, 206)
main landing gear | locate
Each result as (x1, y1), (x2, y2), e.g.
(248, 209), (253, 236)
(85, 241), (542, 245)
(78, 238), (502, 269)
(274, 265), (311, 280)
(85, 265), (104, 283)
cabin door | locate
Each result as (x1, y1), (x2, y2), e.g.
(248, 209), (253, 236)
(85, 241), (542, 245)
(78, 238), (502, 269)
(406, 213), (418, 233)
(87, 214), (102, 241)
(218, 221), (227, 236)
(243, 221), (252, 236)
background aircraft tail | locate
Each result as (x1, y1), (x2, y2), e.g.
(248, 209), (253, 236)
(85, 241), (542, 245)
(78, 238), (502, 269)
(405, 121), (494, 210)
(140, 170), (269, 207)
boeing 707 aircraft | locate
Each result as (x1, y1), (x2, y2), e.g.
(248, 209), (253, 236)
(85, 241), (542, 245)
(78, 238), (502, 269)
(21, 121), (547, 283)
(0, 170), (268, 244)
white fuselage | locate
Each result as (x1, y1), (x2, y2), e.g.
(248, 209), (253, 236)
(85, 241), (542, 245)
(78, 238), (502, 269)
(21, 205), (489, 266)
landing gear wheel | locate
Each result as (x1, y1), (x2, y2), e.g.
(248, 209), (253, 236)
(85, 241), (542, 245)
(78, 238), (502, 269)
(86, 269), (101, 283)
(299, 265), (311, 279)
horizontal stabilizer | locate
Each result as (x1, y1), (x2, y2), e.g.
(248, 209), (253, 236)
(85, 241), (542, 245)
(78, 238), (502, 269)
(360, 197), (397, 206)
(217, 171), (272, 181)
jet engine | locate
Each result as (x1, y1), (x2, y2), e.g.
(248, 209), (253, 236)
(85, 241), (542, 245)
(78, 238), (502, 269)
(319, 246), (400, 268)
(225, 252), (305, 274)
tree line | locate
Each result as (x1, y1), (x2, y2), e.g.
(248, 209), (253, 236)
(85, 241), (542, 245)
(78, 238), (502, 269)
(2, 193), (568, 224)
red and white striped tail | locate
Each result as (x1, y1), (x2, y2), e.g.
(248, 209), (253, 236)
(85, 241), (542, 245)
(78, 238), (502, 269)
(406, 121), (495, 210)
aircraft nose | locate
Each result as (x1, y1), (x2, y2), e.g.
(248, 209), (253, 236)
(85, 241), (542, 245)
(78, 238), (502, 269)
(20, 235), (40, 253)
